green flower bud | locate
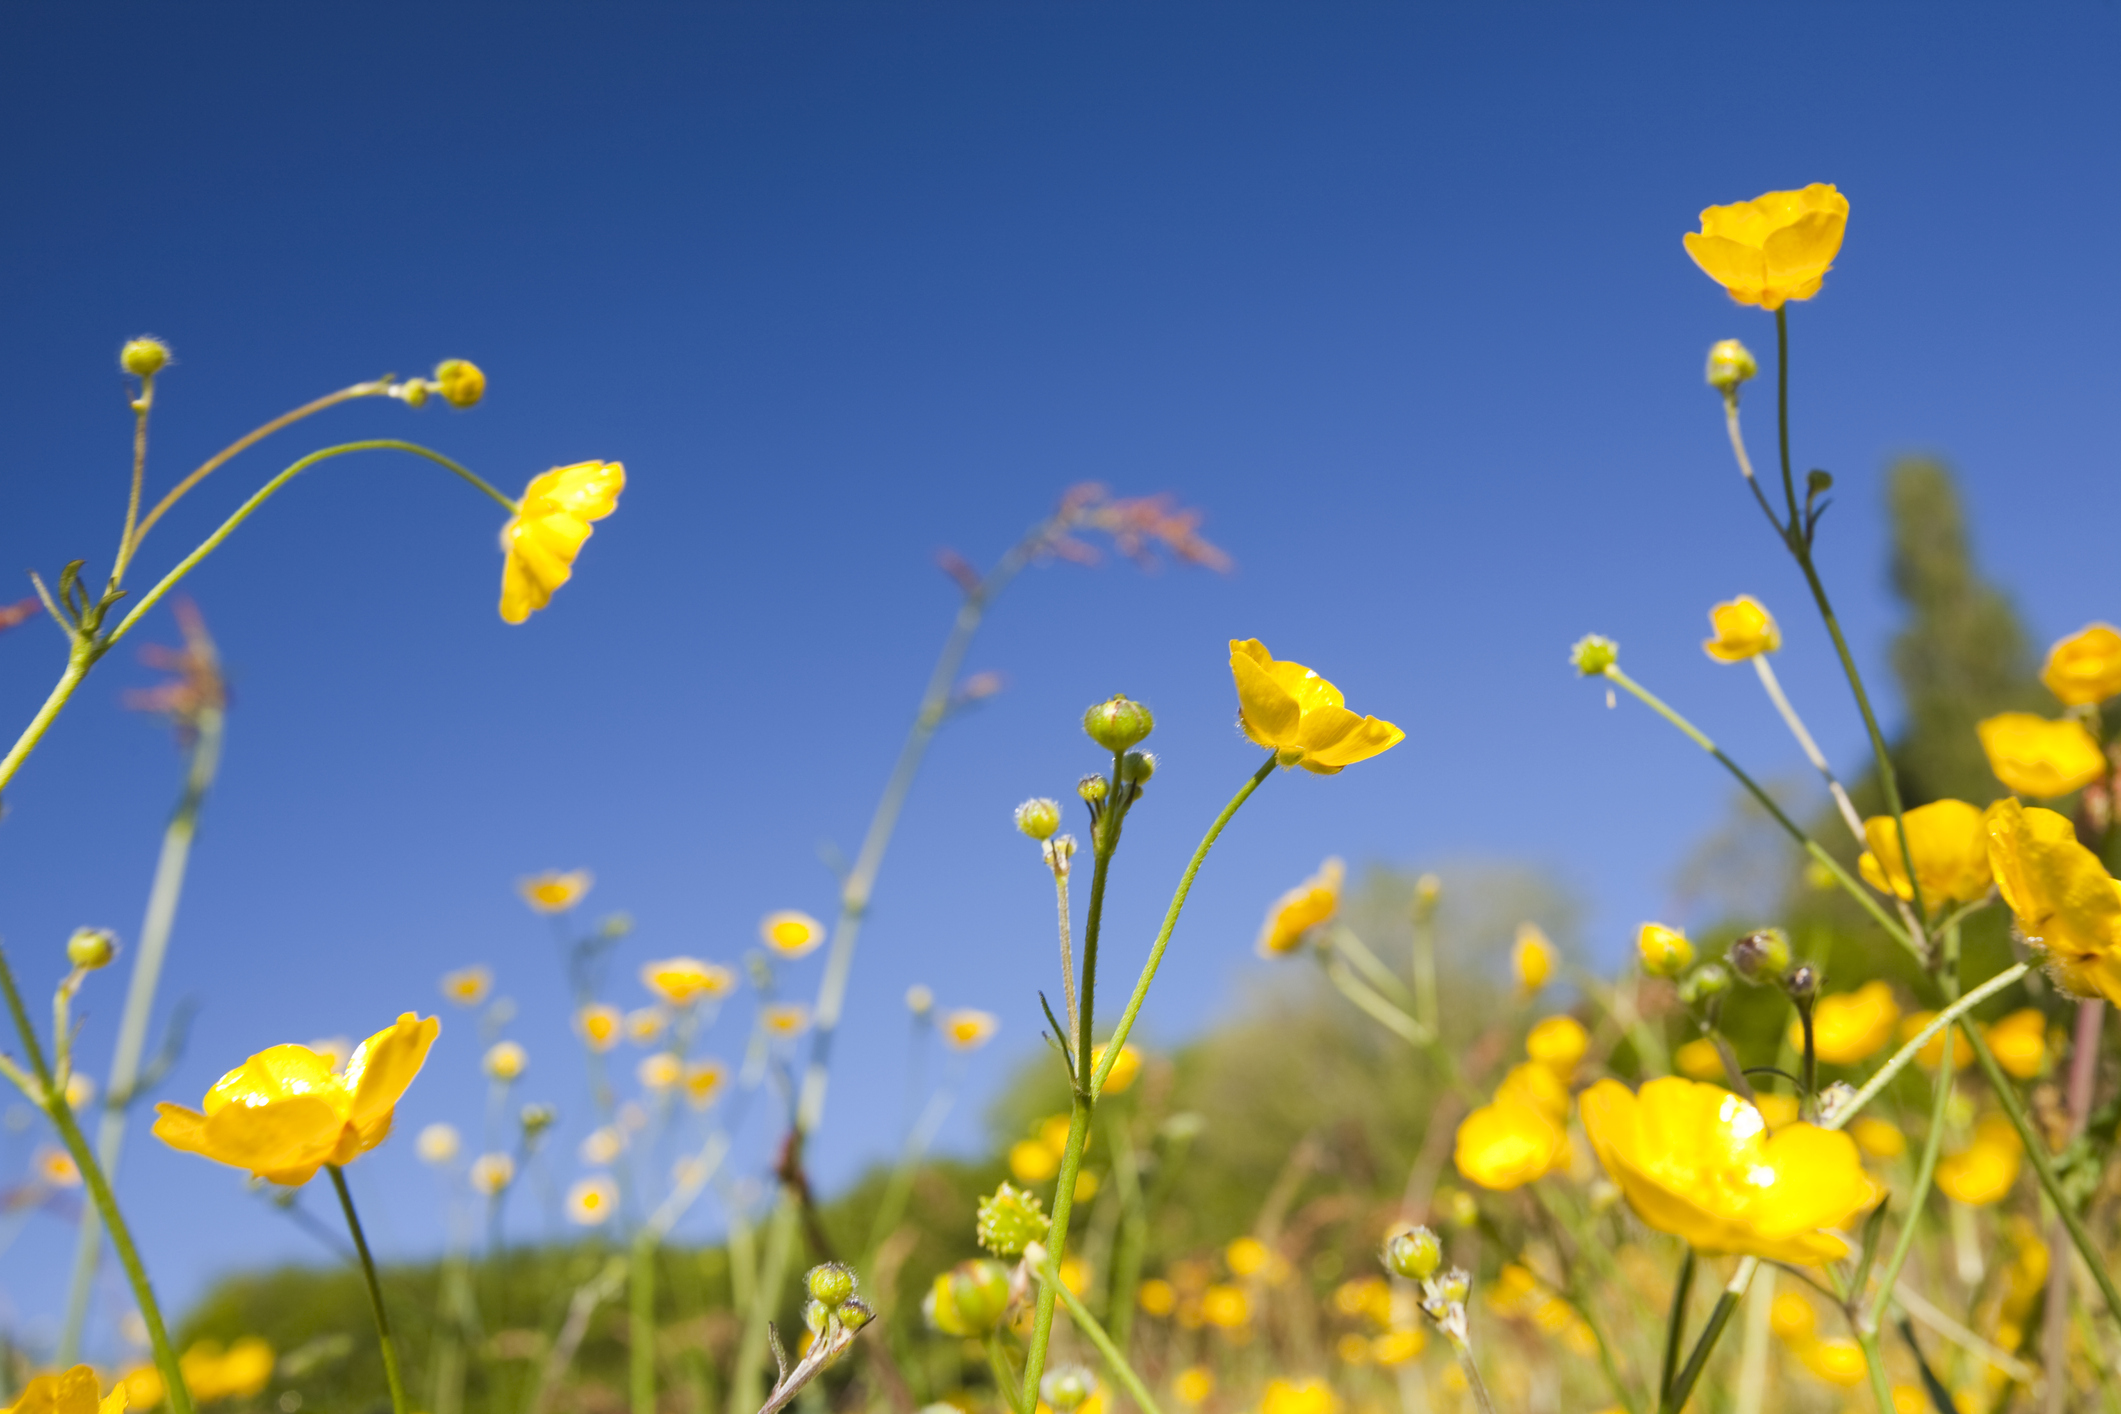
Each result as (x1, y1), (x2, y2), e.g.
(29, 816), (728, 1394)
(976, 1182), (1048, 1257)
(1015, 798), (1062, 840)
(518, 1102), (556, 1135)
(120, 339), (169, 378)
(1705, 339), (1758, 397)
(1430, 1267), (1471, 1304)
(807, 1261), (857, 1309)
(434, 359), (486, 409)
(1677, 962), (1731, 1007)
(1118, 751), (1157, 784)
(1077, 774), (1108, 805)
(1727, 928), (1791, 986)
(1040, 1367), (1096, 1412)
(398, 379), (431, 408)
(1782, 963), (1819, 1002)
(924, 1259), (1012, 1337)
(1413, 874), (1441, 911)
(1569, 634), (1618, 677)
(1381, 1226), (1441, 1281)
(804, 1299), (830, 1333)
(66, 928), (117, 971)
(838, 1298), (875, 1333)
(1083, 695), (1154, 753)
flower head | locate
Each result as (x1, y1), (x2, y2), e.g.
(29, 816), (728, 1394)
(1579, 1076), (1879, 1263)
(470, 1152), (515, 1195)
(1673, 1036), (1725, 1081)
(2043, 624), (2121, 707)
(1229, 640), (1403, 774)
(640, 957), (735, 1006)
(1512, 923), (1556, 992)
(500, 461), (626, 624)
(4, 1365), (128, 1414)
(484, 1040), (528, 1081)
(760, 910), (826, 958)
(1256, 858), (1344, 956)
(683, 1058), (728, 1110)
(440, 965), (493, 1007)
(433, 359), (486, 408)
(1091, 1042), (1142, 1094)
(626, 1007), (667, 1045)
(1897, 1011), (1972, 1071)
(153, 1013), (439, 1186)
(941, 1008), (999, 1050)
(1986, 1008), (2050, 1080)
(1637, 922), (1693, 977)
(1172, 1368), (1213, 1405)
(567, 1174), (619, 1225)
(760, 1002), (811, 1038)
(36, 1145), (82, 1188)
(1705, 339), (1757, 396)
(1682, 184), (1849, 310)
(637, 1053), (682, 1090)
(1569, 635), (1618, 676)
(1978, 713), (2107, 798)
(925, 1259), (1012, 1336)
(977, 1182), (1048, 1256)
(1702, 596), (1781, 662)
(1857, 801), (1993, 907)
(574, 1003), (622, 1053)
(1850, 1117), (1906, 1161)
(1793, 981), (1899, 1065)
(1988, 798), (2121, 1002)
(1454, 1093), (1565, 1192)
(1937, 1115), (2022, 1206)
(519, 870), (593, 913)
(1525, 1015), (1590, 1076)
(416, 1122), (461, 1165)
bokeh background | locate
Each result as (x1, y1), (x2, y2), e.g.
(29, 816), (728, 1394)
(2, 0), (2116, 1351)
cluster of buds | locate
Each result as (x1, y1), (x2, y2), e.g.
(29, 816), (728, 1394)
(1381, 1226), (1472, 1341)
(923, 1258), (1013, 1337)
(1016, 798), (1077, 878)
(388, 358), (487, 410)
(1726, 927), (1819, 1004)
(758, 1264), (876, 1414)
(1080, 696), (1156, 821)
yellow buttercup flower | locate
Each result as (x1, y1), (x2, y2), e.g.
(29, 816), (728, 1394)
(576, 1003), (622, 1053)
(4, 1366), (128, 1414)
(637, 1053), (682, 1090)
(1752, 1093), (1800, 1131)
(1857, 800), (1993, 907)
(1792, 980), (1898, 1065)
(483, 1040), (528, 1081)
(567, 1175), (619, 1226)
(760, 1002), (811, 1037)
(1986, 1008), (2049, 1079)
(940, 1008), (1000, 1050)
(1638, 922), (1693, 978)
(1371, 1328), (1425, 1366)
(1200, 1284), (1249, 1329)
(470, 1152), (515, 1195)
(519, 870), (593, 913)
(1525, 1015), (1589, 1076)
(1702, 596), (1781, 662)
(1334, 1332), (1371, 1366)
(1985, 799), (2121, 1005)
(1898, 1011), (1972, 1070)
(640, 957), (736, 1006)
(154, 1013), (439, 1186)
(1225, 1236), (1270, 1277)
(1673, 1036), (1725, 1081)
(440, 964), (494, 1006)
(1770, 1290), (1816, 1342)
(1579, 1076), (1879, 1264)
(760, 909), (826, 958)
(1255, 857), (1344, 956)
(499, 461), (626, 624)
(1172, 1368), (1213, 1405)
(2041, 623), (2121, 706)
(1850, 1116), (1906, 1161)
(1092, 1043), (1142, 1093)
(1978, 713), (2107, 798)
(1010, 1139), (1061, 1184)
(1798, 1337), (1868, 1387)
(683, 1058), (728, 1109)
(625, 1007), (667, 1045)
(1229, 639), (1404, 774)
(1454, 1094), (1565, 1191)
(1137, 1279), (1177, 1318)
(179, 1339), (274, 1405)
(1258, 1378), (1335, 1414)
(1682, 184), (1850, 310)
(1937, 1115), (2022, 1206)
(1513, 923), (1556, 992)
(35, 1145), (82, 1188)
(433, 359), (486, 409)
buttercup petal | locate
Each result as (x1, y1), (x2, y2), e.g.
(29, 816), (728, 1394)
(199, 1095), (345, 1182)
(345, 1013), (440, 1134)
(1229, 642), (1301, 747)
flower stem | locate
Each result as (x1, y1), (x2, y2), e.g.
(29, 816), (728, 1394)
(1660, 1249), (1696, 1404)
(1865, 1018), (1957, 1330)
(1661, 1258), (1756, 1413)
(1445, 1331), (1498, 1414)
(1029, 1246), (1168, 1414)
(1750, 655), (1866, 844)
(1823, 962), (2027, 1133)
(1052, 864), (1078, 1042)
(111, 375), (155, 590)
(329, 1165), (410, 1414)
(0, 644), (92, 797)
(631, 1230), (657, 1414)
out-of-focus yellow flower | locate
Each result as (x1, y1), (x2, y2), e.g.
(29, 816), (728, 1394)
(1638, 923), (1693, 978)
(567, 1174), (618, 1226)
(63, 1072), (96, 1110)
(625, 1007), (667, 1045)
(518, 870), (593, 913)
(1770, 1290), (1816, 1342)
(1091, 1043), (1142, 1093)
(1792, 980), (1898, 1065)
(683, 1058), (727, 1109)
(1898, 1011), (1973, 1070)
(2042, 624), (2121, 706)
(760, 910), (825, 958)
(1172, 1367), (1213, 1405)
(640, 957), (736, 1006)
(1890, 1387), (1931, 1414)
(576, 1003), (622, 1052)
(1137, 1278), (1177, 1317)
(1799, 1336), (1868, 1386)
(1256, 858), (1344, 956)
(1986, 799), (2121, 1004)
(440, 965), (494, 1006)
(1372, 1328), (1425, 1365)
(416, 1122), (461, 1165)
(4, 1365), (128, 1414)
(1258, 1378), (1335, 1414)
(1753, 1093), (1800, 1131)
(580, 1126), (625, 1165)
(1986, 1008), (2050, 1079)
(121, 1366), (163, 1411)
(1682, 184), (1849, 310)
(1072, 1169), (1100, 1202)
(1333, 1276), (1393, 1326)
(1525, 1015), (1589, 1076)
(1979, 713), (2107, 798)
(470, 1152), (515, 1195)
(1455, 1093), (1566, 1191)
(1229, 639), (1404, 774)
(1580, 1076), (1879, 1264)
(1513, 923), (1556, 992)
(637, 1053), (681, 1090)
(760, 1002), (810, 1037)
(1226, 1236), (1270, 1277)
(1010, 1139), (1060, 1184)
(35, 1145), (82, 1188)
(1498, 1060), (1569, 1121)
(1702, 596), (1781, 661)
(941, 1009), (999, 1050)
(500, 461), (625, 624)
(179, 1337), (274, 1404)
(1858, 801), (1993, 907)
(1851, 1116), (1906, 1161)
(926, 1259), (1011, 1337)
(433, 359), (485, 408)
(154, 1013), (438, 1186)
(484, 1040), (528, 1081)
(1937, 1115), (2022, 1206)
(1674, 1036), (1725, 1081)
(1058, 1255), (1090, 1295)
(1334, 1332), (1370, 1365)
(1200, 1283), (1249, 1328)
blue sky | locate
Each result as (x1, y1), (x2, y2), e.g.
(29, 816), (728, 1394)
(2, 0), (2117, 1354)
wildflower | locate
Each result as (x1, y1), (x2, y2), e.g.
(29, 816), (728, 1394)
(1858, 800), (1993, 906)
(940, 1009), (999, 1050)
(153, 1013), (438, 1186)
(1200, 1283), (1249, 1328)
(1673, 1036), (1725, 1080)
(484, 1040), (528, 1081)
(1705, 339), (1757, 396)
(567, 1175), (619, 1226)
(1851, 1117), (1906, 1161)
(576, 1003), (622, 1052)
(1041, 1367), (1097, 1413)
(121, 337), (171, 379)
(640, 957), (735, 1006)
(1256, 858), (1344, 956)
(1638, 923), (1693, 978)
(1334, 1332), (1370, 1365)
(904, 984), (934, 1016)
(440, 965), (494, 1007)
(1770, 1290), (1816, 1342)
(1372, 1328), (1425, 1365)
(1799, 1337), (1868, 1386)
(682, 1058), (727, 1109)
(1525, 1015), (1589, 1076)
(1570, 634), (1618, 676)
(1226, 1236), (1270, 1277)
(518, 870), (593, 913)
(637, 1053), (681, 1090)
(36, 1145), (82, 1188)
(760, 910), (825, 958)
(65, 928), (117, 971)
(1016, 798), (1063, 840)
(1455, 1065), (1567, 1191)
(626, 1007), (667, 1044)
(1978, 713), (2107, 798)
(1682, 184), (1850, 309)
(1381, 1227), (1441, 1282)
(1936, 1115), (2022, 1205)
(64, 1073), (95, 1110)
(1792, 980), (1898, 1064)
(1897, 1011), (1973, 1070)
(760, 1002), (810, 1037)
(2042, 624), (2121, 706)
(977, 1182), (1047, 1256)
(416, 1122), (461, 1165)
(1083, 695), (1155, 753)
(1512, 923), (1556, 992)
(500, 461), (625, 623)
(1229, 639), (1404, 774)
(1137, 1278), (1177, 1317)
(469, 1152), (515, 1195)
(1986, 1007), (2049, 1079)
(1753, 1093), (1800, 1130)
(519, 1103), (555, 1138)
(1702, 596), (1780, 661)
(433, 359), (485, 408)
(121, 1367), (165, 1411)
(1090, 1042), (1142, 1093)
(1071, 1170), (1100, 1202)
(1579, 1076), (1880, 1263)
(1010, 1138), (1061, 1184)
(1258, 1378), (1336, 1414)
(1172, 1368), (1213, 1405)
(1985, 798), (2121, 1004)
(925, 1259), (1011, 1336)
(580, 1126), (625, 1164)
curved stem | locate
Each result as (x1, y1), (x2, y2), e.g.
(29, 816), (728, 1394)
(1823, 962), (2027, 1133)
(1660, 1249), (1696, 1403)
(1074, 751), (1127, 1077)
(1751, 656), (1866, 844)
(1446, 1331), (1499, 1414)
(0, 645), (92, 796)
(330, 1165), (410, 1414)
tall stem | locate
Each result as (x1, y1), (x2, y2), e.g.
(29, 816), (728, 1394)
(329, 1166), (410, 1414)
(1028, 1246), (1167, 1414)
(2045, 999), (2104, 1413)
(0, 645), (91, 796)
(1051, 865), (1078, 1041)
(1660, 1258), (1756, 1413)
(1865, 1020), (1957, 1330)
(111, 377), (155, 589)
(631, 1230), (657, 1414)
(1660, 1249), (1696, 1403)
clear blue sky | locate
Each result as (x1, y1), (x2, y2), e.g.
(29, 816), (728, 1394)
(2, 1), (2116, 1354)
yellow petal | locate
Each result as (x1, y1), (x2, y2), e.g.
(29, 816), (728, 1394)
(198, 1095), (345, 1185)
(344, 1013), (441, 1137)
(1229, 640), (1300, 748)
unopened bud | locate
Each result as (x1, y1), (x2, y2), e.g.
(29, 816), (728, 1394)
(1042, 835), (1078, 875)
(808, 1262), (857, 1309)
(120, 338), (170, 379)
(66, 929), (117, 971)
(1119, 750), (1157, 784)
(976, 1182), (1048, 1257)
(1382, 1226), (1441, 1281)
(1782, 963), (1819, 1002)
(1077, 774), (1108, 805)
(1015, 798), (1062, 840)
(837, 1298), (875, 1332)
(1082, 696), (1154, 753)
(1816, 1081), (1857, 1125)
(1413, 874), (1441, 911)
(1040, 1368), (1096, 1412)
(434, 359), (486, 408)
(1569, 634), (1618, 677)
(1728, 928), (1791, 985)
(1430, 1267), (1471, 1304)
(1637, 923), (1693, 979)
(1677, 962), (1730, 1007)
(397, 380), (431, 408)
(804, 1299), (830, 1333)
(519, 1103), (556, 1135)
(905, 984), (934, 1016)
(1705, 339), (1757, 397)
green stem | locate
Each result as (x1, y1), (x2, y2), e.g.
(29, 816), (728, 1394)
(1660, 1250), (1696, 1404)
(631, 1231), (656, 1414)
(1074, 752), (1129, 1074)
(1774, 308), (1798, 528)
(1824, 963), (2027, 1133)
(1445, 1331), (1499, 1414)
(985, 1333), (1029, 1414)
(1329, 925), (1414, 1008)
(1031, 1248), (1167, 1414)
(1865, 1020), (1957, 1329)
(1021, 1097), (1093, 1408)
(1410, 889), (1441, 1039)
(330, 1165), (410, 1414)
(1322, 951), (1432, 1050)
(0, 645), (91, 797)
(0, 944), (192, 1414)
(1856, 1328), (1895, 1414)
(1661, 1258), (1755, 1414)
